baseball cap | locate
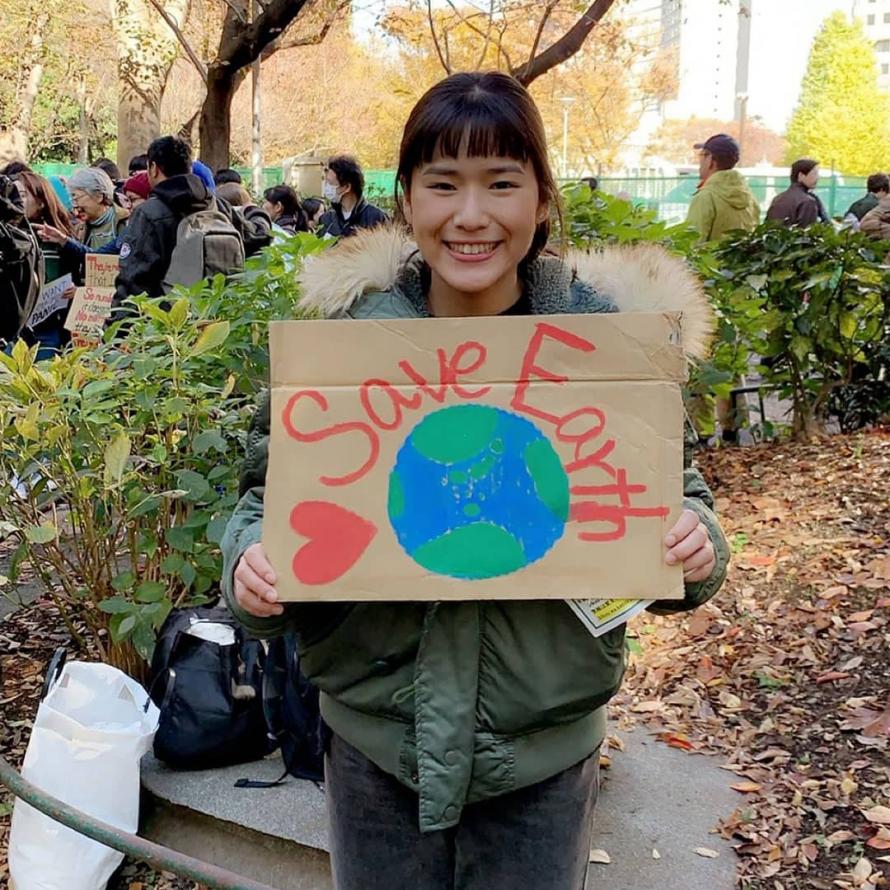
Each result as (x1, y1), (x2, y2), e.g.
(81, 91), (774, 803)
(693, 134), (740, 163)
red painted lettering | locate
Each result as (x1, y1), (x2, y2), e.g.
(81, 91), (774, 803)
(360, 379), (422, 431)
(512, 323), (596, 424)
(568, 469), (669, 541)
(447, 341), (491, 399)
(282, 390), (380, 486)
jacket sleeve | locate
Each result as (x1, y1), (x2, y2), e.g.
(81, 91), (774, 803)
(686, 192), (716, 241)
(220, 390), (352, 643)
(647, 420), (730, 615)
(859, 207), (890, 239)
(795, 198), (819, 227)
(113, 206), (166, 309)
(226, 203), (273, 258)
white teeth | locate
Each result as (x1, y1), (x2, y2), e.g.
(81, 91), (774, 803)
(448, 242), (497, 255)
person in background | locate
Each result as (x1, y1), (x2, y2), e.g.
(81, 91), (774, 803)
(67, 167), (126, 249)
(843, 173), (890, 231)
(318, 154), (387, 238)
(262, 184), (309, 234)
(215, 167), (243, 186)
(12, 171), (77, 357)
(858, 186), (890, 261)
(192, 160), (216, 193)
(0, 175), (42, 347)
(94, 158), (122, 185)
(217, 182), (252, 207)
(0, 161), (31, 177)
(686, 134), (759, 243)
(301, 197), (325, 229)
(128, 154), (149, 174)
(766, 159), (829, 227)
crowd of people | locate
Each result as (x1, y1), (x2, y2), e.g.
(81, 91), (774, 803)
(0, 140), (388, 359)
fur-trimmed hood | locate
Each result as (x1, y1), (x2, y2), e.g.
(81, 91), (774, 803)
(298, 224), (714, 361)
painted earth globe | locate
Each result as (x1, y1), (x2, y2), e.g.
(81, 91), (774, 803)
(387, 404), (569, 579)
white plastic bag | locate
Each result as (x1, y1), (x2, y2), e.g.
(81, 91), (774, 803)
(9, 660), (159, 890)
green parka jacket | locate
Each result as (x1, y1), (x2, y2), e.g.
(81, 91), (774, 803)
(220, 226), (730, 833)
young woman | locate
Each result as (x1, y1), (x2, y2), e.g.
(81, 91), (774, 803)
(222, 72), (729, 890)
(262, 184), (309, 234)
(13, 171), (77, 357)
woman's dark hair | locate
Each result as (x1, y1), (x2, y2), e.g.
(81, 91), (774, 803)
(790, 158), (818, 184)
(14, 171), (73, 234)
(301, 197), (324, 221)
(94, 158), (122, 183)
(128, 153), (149, 174)
(264, 184), (309, 230)
(1, 161), (31, 177)
(395, 71), (561, 267)
(326, 155), (364, 200)
(215, 167), (243, 185)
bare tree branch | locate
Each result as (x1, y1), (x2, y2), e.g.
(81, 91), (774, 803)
(219, 0), (248, 23)
(473, 0), (495, 70)
(512, 0), (617, 86)
(520, 0), (558, 82)
(427, 0), (451, 75)
(146, 0), (208, 84)
(266, 0), (347, 54)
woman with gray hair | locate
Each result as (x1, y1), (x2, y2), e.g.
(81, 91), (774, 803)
(67, 167), (125, 249)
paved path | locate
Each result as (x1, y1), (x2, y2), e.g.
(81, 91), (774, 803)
(142, 726), (739, 889)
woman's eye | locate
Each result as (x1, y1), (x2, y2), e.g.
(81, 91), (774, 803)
(429, 181), (456, 191)
(491, 180), (519, 190)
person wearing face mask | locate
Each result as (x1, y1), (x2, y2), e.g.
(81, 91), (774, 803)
(317, 154), (387, 239)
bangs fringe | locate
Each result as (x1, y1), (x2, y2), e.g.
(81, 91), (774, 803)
(416, 95), (532, 166)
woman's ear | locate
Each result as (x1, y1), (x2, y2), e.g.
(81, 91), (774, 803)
(401, 183), (413, 226)
(536, 199), (550, 225)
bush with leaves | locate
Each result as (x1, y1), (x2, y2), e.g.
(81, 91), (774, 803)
(708, 222), (890, 438)
(0, 232), (327, 678)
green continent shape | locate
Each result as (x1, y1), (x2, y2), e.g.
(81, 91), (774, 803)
(410, 405), (498, 465)
(412, 523), (527, 579)
(388, 470), (405, 520)
(523, 439), (570, 521)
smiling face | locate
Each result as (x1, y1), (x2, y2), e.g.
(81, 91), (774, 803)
(71, 188), (106, 222)
(403, 152), (547, 317)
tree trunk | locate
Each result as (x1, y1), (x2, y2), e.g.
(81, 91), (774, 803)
(111, 0), (190, 170)
(198, 67), (245, 170)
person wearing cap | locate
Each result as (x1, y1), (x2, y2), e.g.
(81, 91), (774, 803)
(766, 159), (829, 228)
(685, 134), (760, 243)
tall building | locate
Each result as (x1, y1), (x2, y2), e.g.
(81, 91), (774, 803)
(857, 0), (890, 88)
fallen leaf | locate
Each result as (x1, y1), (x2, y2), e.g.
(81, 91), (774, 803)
(863, 806), (890, 825)
(693, 847), (719, 858)
(730, 781), (762, 793)
(852, 856), (873, 881)
(652, 848), (661, 859)
(589, 849), (611, 864)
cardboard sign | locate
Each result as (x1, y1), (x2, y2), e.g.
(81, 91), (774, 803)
(85, 254), (120, 288)
(28, 274), (73, 328)
(64, 286), (115, 342)
(265, 313), (687, 603)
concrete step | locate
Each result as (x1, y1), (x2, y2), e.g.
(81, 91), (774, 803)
(140, 728), (739, 889)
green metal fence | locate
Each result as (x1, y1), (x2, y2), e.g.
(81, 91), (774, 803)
(32, 163), (867, 223)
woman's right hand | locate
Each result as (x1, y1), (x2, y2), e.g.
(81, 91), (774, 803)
(233, 543), (284, 618)
(34, 223), (67, 245)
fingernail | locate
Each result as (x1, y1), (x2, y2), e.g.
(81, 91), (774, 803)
(665, 535), (675, 546)
(665, 554), (677, 565)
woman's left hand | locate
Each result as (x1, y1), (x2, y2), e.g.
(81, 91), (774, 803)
(664, 509), (716, 583)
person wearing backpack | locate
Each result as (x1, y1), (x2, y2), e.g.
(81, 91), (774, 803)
(113, 136), (272, 313)
(0, 174), (43, 347)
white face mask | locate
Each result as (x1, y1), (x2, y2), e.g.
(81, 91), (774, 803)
(322, 181), (339, 202)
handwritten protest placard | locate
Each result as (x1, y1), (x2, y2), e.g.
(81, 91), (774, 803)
(64, 286), (115, 343)
(264, 313), (687, 603)
(85, 254), (119, 288)
(27, 274), (73, 329)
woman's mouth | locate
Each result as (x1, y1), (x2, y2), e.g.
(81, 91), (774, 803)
(444, 241), (500, 261)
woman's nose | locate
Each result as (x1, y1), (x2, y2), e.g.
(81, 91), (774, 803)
(453, 189), (488, 229)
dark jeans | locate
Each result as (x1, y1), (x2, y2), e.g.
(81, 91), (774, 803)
(325, 734), (600, 890)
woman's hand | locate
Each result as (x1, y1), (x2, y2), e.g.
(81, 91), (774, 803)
(664, 509), (716, 583)
(233, 543), (284, 618)
(34, 223), (67, 245)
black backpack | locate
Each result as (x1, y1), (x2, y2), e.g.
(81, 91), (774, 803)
(149, 606), (274, 769)
(0, 175), (43, 342)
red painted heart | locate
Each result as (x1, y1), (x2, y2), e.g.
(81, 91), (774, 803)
(289, 501), (377, 585)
